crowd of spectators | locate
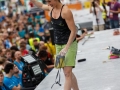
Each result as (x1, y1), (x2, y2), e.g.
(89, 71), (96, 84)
(0, 1), (56, 89)
(90, 0), (120, 31)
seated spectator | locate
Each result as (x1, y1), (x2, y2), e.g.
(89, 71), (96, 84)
(0, 40), (4, 50)
(5, 49), (13, 62)
(10, 46), (19, 52)
(38, 50), (54, 73)
(3, 63), (21, 90)
(8, 32), (17, 45)
(24, 34), (30, 43)
(34, 24), (41, 39)
(39, 41), (45, 46)
(0, 49), (6, 58)
(27, 15), (33, 23)
(14, 51), (24, 71)
(37, 23), (44, 33)
(27, 23), (33, 32)
(16, 37), (21, 47)
(28, 31), (40, 48)
(30, 39), (40, 53)
(32, 17), (36, 26)
(0, 57), (10, 76)
(34, 24), (45, 41)
(19, 43), (28, 56)
(22, 19), (28, 33)
(2, 20), (7, 29)
(19, 39), (31, 51)
(76, 28), (87, 42)
(18, 26), (26, 38)
(35, 12), (41, 22)
(12, 65), (22, 87)
(4, 38), (12, 49)
(0, 70), (8, 90)
(39, 45), (48, 51)
(0, 12), (5, 23)
(35, 19), (41, 26)
(44, 36), (56, 56)
(10, 46), (19, 60)
(3, 33), (12, 49)
(39, 45), (54, 61)
(0, 57), (8, 71)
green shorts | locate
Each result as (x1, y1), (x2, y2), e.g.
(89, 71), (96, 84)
(55, 41), (77, 67)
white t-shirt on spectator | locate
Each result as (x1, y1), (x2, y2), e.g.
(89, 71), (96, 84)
(92, 6), (105, 25)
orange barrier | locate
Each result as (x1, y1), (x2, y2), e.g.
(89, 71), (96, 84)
(67, 2), (82, 10)
(45, 2), (82, 22)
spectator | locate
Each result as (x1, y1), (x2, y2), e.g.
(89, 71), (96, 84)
(32, 17), (36, 26)
(8, 32), (17, 45)
(0, 57), (8, 71)
(38, 50), (54, 73)
(34, 24), (41, 39)
(35, 12), (41, 21)
(10, 46), (19, 61)
(16, 37), (21, 47)
(103, 0), (120, 29)
(2, 20), (7, 29)
(23, 19), (28, 33)
(0, 70), (8, 90)
(14, 51), (24, 71)
(35, 12), (41, 25)
(39, 45), (48, 51)
(27, 23), (33, 32)
(12, 65), (22, 87)
(19, 43), (29, 56)
(18, 26), (26, 38)
(3, 63), (21, 90)
(90, 0), (105, 31)
(27, 15), (33, 23)
(39, 45), (54, 61)
(3, 33), (12, 49)
(44, 36), (56, 56)
(36, 23), (45, 41)
(19, 39), (31, 51)
(5, 49), (13, 62)
(37, 23), (44, 33)
(0, 13), (2, 23)
(30, 39), (40, 53)
(10, 46), (19, 52)
(0, 12), (5, 23)
(0, 40), (4, 49)
(24, 33), (30, 42)
(28, 31), (40, 48)
(1, 49), (6, 58)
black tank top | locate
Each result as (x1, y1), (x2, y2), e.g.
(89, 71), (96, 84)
(50, 5), (71, 45)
